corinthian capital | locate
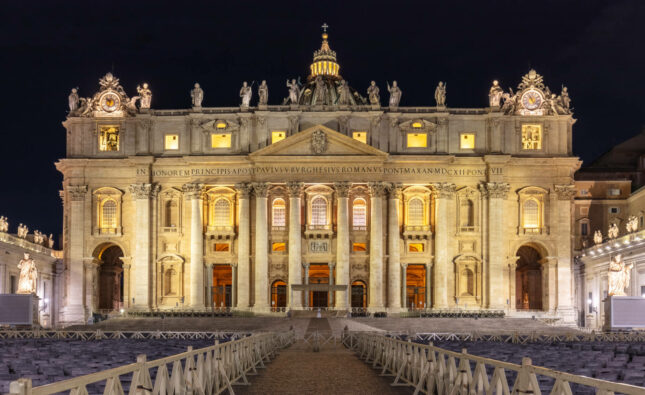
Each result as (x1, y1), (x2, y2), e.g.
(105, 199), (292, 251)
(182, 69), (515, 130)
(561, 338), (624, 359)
(66, 185), (88, 201)
(485, 182), (510, 199)
(368, 181), (389, 197)
(334, 182), (351, 198)
(129, 183), (154, 199)
(388, 183), (403, 200)
(554, 184), (576, 201)
(182, 183), (204, 199)
(431, 182), (456, 199)
(235, 182), (252, 199)
(286, 181), (304, 197)
(252, 182), (269, 198)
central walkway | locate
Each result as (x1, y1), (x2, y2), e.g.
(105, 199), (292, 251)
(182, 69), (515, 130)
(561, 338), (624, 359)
(238, 318), (409, 394)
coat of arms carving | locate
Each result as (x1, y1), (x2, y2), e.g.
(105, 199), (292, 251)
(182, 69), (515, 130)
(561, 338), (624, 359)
(311, 129), (328, 154)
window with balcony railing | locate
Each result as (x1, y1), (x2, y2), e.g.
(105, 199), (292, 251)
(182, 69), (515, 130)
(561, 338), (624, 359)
(352, 198), (367, 230)
(311, 196), (327, 226)
(272, 198), (286, 227)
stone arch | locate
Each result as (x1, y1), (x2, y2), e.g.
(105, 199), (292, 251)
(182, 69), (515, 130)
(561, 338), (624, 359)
(92, 243), (125, 311)
(271, 279), (287, 309)
(515, 244), (546, 311)
(350, 280), (367, 308)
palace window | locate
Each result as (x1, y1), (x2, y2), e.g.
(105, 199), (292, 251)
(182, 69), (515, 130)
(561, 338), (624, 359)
(521, 124), (542, 150)
(211, 133), (231, 148)
(352, 242), (367, 252)
(271, 131), (286, 144)
(460, 133), (475, 149)
(311, 196), (328, 226)
(460, 199), (475, 227)
(409, 243), (424, 252)
(610, 207), (619, 214)
(352, 131), (367, 144)
(411, 121), (423, 128)
(352, 198), (367, 228)
(407, 133), (427, 148)
(164, 134), (179, 150)
(213, 198), (231, 227)
(408, 197), (424, 226)
(215, 243), (230, 252)
(272, 198), (286, 227)
(164, 200), (179, 228)
(216, 122), (227, 129)
(522, 199), (540, 228)
(98, 126), (120, 152)
(100, 199), (117, 231)
(272, 242), (286, 252)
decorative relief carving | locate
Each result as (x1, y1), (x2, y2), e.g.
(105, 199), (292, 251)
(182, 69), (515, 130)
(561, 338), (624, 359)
(288, 116), (299, 135)
(286, 181), (304, 197)
(389, 116), (399, 128)
(182, 183), (204, 200)
(486, 182), (510, 199)
(235, 183), (252, 199)
(252, 182), (269, 198)
(67, 185), (88, 201)
(368, 181), (389, 197)
(554, 184), (576, 200)
(311, 129), (328, 154)
(388, 183), (403, 200)
(431, 182), (456, 199)
(333, 181), (351, 198)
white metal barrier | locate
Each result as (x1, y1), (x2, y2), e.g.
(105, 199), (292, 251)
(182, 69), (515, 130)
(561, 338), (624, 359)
(343, 332), (645, 395)
(8, 331), (295, 395)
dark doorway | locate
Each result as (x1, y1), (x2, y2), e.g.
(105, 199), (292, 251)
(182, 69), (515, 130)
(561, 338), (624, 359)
(516, 245), (543, 310)
(97, 245), (124, 310)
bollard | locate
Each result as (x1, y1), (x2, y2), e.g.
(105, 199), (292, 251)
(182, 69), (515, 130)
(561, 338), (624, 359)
(9, 378), (32, 395)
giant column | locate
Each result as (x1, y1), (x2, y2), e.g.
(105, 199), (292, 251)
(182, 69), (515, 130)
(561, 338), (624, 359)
(334, 182), (351, 309)
(287, 182), (304, 309)
(388, 183), (402, 310)
(485, 182), (510, 309)
(554, 185), (576, 322)
(432, 182), (456, 308)
(235, 183), (252, 309)
(129, 183), (157, 309)
(62, 185), (87, 323)
(368, 182), (387, 310)
(252, 182), (270, 311)
(183, 183), (205, 308)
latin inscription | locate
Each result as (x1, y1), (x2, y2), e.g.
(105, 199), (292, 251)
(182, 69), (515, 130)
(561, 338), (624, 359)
(310, 241), (329, 253)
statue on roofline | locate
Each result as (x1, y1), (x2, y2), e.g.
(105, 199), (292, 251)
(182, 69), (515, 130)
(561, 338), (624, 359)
(68, 88), (79, 112)
(240, 81), (253, 107)
(608, 254), (633, 296)
(488, 80), (503, 107)
(258, 80), (269, 106)
(336, 79), (351, 105)
(0, 216), (8, 233)
(387, 80), (402, 107)
(593, 230), (603, 245)
(367, 80), (380, 106)
(191, 83), (204, 107)
(137, 83), (152, 109)
(435, 81), (446, 107)
(285, 78), (301, 104)
(608, 223), (619, 239)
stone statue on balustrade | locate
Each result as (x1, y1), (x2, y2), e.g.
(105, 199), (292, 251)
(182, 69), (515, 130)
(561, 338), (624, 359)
(258, 80), (269, 106)
(68, 88), (79, 112)
(435, 81), (446, 107)
(48, 234), (54, 249)
(17, 224), (28, 239)
(0, 216), (8, 233)
(593, 230), (603, 245)
(285, 78), (301, 104)
(608, 223), (619, 239)
(17, 253), (37, 294)
(191, 83), (204, 107)
(367, 81), (380, 106)
(240, 81), (253, 107)
(608, 254), (633, 296)
(33, 230), (43, 244)
(136, 83), (152, 109)
(387, 81), (402, 107)
(336, 80), (351, 105)
(488, 80), (504, 107)
(626, 215), (638, 233)
(558, 86), (571, 113)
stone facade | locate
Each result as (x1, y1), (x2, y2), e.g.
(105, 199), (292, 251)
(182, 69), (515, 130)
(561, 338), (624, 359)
(56, 34), (580, 324)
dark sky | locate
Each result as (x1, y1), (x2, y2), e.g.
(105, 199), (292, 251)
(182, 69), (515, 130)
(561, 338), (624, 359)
(0, 0), (643, 241)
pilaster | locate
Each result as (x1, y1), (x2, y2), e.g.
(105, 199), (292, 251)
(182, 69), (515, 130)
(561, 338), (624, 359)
(431, 182), (456, 308)
(554, 184), (576, 321)
(62, 185), (87, 324)
(235, 183), (252, 309)
(485, 182), (510, 309)
(129, 183), (158, 309)
(183, 183), (205, 309)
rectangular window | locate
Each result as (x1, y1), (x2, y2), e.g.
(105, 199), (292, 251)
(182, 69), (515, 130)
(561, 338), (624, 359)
(460, 133), (475, 149)
(407, 133), (427, 148)
(610, 207), (619, 214)
(580, 207), (589, 216)
(211, 133), (231, 148)
(98, 126), (120, 151)
(10, 275), (16, 294)
(409, 243), (424, 252)
(214, 243), (229, 252)
(272, 242), (286, 252)
(164, 134), (179, 150)
(352, 242), (367, 252)
(271, 130), (286, 144)
(581, 222), (589, 236)
(521, 124), (542, 150)
(608, 188), (621, 196)
(352, 131), (367, 144)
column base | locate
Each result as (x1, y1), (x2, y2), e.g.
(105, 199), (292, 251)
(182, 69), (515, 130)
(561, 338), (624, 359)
(59, 304), (87, 326)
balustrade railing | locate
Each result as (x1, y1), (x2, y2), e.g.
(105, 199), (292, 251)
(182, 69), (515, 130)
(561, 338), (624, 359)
(343, 332), (645, 394)
(8, 331), (294, 395)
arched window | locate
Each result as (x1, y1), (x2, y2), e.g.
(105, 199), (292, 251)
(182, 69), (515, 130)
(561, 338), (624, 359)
(164, 200), (178, 228)
(352, 198), (367, 227)
(460, 199), (474, 227)
(311, 196), (327, 226)
(272, 198), (286, 227)
(213, 198), (231, 227)
(101, 199), (117, 229)
(523, 199), (539, 228)
(408, 198), (424, 226)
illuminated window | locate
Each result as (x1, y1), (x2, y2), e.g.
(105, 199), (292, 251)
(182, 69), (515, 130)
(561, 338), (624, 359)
(352, 131), (367, 144)
(164, 200), (178, 227)
(521, 124), (542, 150)
(272, 242), (286, 252)
(409, 243), (424, 252)
(213, 198), (231, 226)
(411, 121), (423, 128)
(352, 243), (367, 252)
(408, 198), (424, 226)
(352, 198), (367, 227)
(407, 133), (427, 148)
(272, 198), (286, 227)
(101, 199), (117, 229)
(211, 133), (231, 148)
(460, 133), (475, 149)
(216, 122), (227, 129)
(272, 131), (286, 144)
(215, 243), (230, 252)
(311, 196), (327, 226)
(523, 199), (539, 228)
(98, 126), (119, 151)
(164, 134), (179, 150)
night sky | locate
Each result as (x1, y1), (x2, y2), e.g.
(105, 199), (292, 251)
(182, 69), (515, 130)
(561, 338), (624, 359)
(1, 1), (643, 242)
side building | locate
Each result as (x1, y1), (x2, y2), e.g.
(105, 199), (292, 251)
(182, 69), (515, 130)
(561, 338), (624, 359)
(57, 32), (580, 324)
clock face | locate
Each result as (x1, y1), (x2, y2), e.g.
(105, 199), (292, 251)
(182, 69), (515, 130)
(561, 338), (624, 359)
(521, 89), (543, 110)
(100, 92), (120, 112)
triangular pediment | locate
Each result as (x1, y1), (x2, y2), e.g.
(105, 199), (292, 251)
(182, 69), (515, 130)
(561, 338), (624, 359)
(250, 125), (388, 158)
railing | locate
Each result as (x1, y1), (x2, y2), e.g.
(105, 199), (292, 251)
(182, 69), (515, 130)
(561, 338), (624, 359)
(0, 330), (254, 341)
(343, 332), (645, 394)
(8, 331), (295, 395)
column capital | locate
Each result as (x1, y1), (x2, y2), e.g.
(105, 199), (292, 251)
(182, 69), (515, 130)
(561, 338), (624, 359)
(401, 262), (408, 269)
(431, 182), (456, 199)
(66, 185), (88, 201)
(333, 182), (351, 198)
(388, 183), (403, 199)
(235, 182), (252, 199)
(129, 183), (160, 199)
(286, 181), (304, 197)
(328, 262), (336, 269)
(182, 183), (204, 199)
(554, 184), (576, 200)
(252, 182), (269, 198)
(484, 182), (510, 199)
(368, 181), (389, 197)
(302, 262), (310, 269)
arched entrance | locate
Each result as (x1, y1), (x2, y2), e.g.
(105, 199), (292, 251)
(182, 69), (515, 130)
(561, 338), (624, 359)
(96, 244), (124, 310)
(516, 245), (543, 310)
(350, 280), (367, 308)
(271, 280), (287, 310)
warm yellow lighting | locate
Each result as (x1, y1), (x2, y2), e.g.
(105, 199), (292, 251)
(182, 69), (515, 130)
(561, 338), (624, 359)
(407, 133), (427, 148)
(272, 242), (286, 252)
(352, 131), (367, 144)
(521, 124), (542, 150)
(409, 243), (424, 252)
(211, 133), (231, 148)
(352, 243), (367, 252)
(98, 126), (119, 152)
(460, 133), (475, 149)
(215, 243), (229, 252)
(271, 131), (286, 144)
(164, 134), (179, 150)
(216, 122), (227, 129)
(411, 121), (423, 128)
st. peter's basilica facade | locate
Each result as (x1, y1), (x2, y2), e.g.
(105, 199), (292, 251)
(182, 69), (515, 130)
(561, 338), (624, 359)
(57, 31), (579, 324)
